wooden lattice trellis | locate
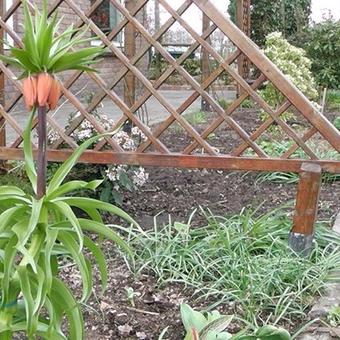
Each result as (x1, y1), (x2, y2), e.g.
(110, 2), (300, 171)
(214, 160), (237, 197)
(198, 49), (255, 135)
(0, 0), (339, 250)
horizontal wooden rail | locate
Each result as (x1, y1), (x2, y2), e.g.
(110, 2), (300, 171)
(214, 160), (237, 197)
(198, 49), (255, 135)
(0, 147), (339, 173)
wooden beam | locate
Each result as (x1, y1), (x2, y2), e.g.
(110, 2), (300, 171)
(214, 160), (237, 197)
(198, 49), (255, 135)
(0, 147), (339, 173)
(124, 0), (136, 108)
(201, 13), (211, 111)
(236, 0), (250, 96)
(289, 163), (322, 254)
(292, 163), (322, 235)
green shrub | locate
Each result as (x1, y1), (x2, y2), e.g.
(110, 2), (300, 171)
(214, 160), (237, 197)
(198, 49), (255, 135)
(305, 20), (340, 89)
(260, 32), (319, 121)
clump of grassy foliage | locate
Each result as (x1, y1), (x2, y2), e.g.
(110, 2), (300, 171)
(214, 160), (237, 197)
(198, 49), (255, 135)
(126, 208), (340, 326)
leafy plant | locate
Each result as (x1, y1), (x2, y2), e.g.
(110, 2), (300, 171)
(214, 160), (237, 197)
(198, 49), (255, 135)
(304, 19), (340, 89)
(327, 305), (340, 327)
(124, 287), (140, 307)
(128, 208), (340, 326)
(228, 0), (312, 47)
(0, 111), (136, 338)
(333, 117), (340, 131)
(180, 304), (291, 340)
(181, 303), (233, 340)
(0, 1), (136, 338)
(260, 32), (319, 121)
(0, 0), (102, 78)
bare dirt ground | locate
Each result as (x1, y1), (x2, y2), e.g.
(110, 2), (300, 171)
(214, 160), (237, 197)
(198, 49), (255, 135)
(73, 109), (339, 339)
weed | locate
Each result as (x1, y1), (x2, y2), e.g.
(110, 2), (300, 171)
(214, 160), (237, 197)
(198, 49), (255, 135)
(126, 208), (340, 326)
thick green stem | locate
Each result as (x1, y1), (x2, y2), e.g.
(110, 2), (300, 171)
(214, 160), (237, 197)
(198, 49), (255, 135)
(37, 105), (47, 199)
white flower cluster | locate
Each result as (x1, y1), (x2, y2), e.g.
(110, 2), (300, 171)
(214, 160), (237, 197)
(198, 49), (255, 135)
(113, 131), (136, 151)
(72, 114), (115, 143)
(132, 167), (149, 187)
(131, 126), (147, 142)
(48, 109), (150, 191)
(47, 130), (60, 144)
(262, 32), (319, 110)
(105, 164), (127, 182)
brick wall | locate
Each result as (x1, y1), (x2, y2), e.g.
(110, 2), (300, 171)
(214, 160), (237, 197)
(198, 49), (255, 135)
(4, 0), (149, 109)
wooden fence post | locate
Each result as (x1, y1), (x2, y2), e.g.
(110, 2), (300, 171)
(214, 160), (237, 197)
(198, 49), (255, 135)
(236, 0), (250, 96)
(124, 0), (136, 132)
(201, 13), (211, 112)
(289, 163), (322, 255)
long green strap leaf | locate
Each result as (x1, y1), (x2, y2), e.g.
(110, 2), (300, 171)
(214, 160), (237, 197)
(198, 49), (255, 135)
(57, 232), (92, 302)
(84, 235), (108, 294)
(52, 196), (138, 226)
(50, 278), (84, 340)
(50, 201), (83, 251)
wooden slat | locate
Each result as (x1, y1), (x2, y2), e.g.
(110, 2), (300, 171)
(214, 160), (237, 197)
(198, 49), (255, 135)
(53, 0), (192, 149)
(160, 0), (318, 159)
(232, 100), (292, 156)
(292, 163), (322, 235)
(116, 0), (266, 157)
(184, 74), (267, 155)
(1, 146), (339, 173)
(138, 50), (241, 153)
(68, 0), (218, 156)
(283, 127), (318, 159)
(192, 0), (340, 153)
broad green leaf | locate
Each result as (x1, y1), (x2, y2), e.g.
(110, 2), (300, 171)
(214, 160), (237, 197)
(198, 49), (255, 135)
(19, 198), (43, 247)
(47, 134), (108, 194)
(22, 0), (40, 68)
(78, 218), (133, 258)
(52, 196), (138, 226)
(0, 54), (24, 68)
(10, 320), (66, 339)
(50, 201), (83, 250)
(199, 316), (233, 339)
(47, 179), (103, 200)
(2, 235), (19, 307)
(57, 232), (92, 302)
(10, 47), (39, 72)
(24, 108), (37, 194)
(17, 265), (36, 335)
(44, 228), (59, 292)
(0, 186), (26, 196)
(181, 304), (208, 333)
(39, 11), (58, 66)
(49, 277), (84, 340)
(0, 206), (27, 234)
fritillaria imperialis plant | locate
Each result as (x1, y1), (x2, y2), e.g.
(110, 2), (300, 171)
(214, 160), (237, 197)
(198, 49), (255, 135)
(0, 1), (136, 339)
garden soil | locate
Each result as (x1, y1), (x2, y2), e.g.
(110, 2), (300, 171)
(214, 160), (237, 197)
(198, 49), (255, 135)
(68, 109), (339, 339)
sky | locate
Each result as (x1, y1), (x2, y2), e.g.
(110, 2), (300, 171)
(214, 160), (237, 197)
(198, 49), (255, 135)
(158, 0), (340, 25)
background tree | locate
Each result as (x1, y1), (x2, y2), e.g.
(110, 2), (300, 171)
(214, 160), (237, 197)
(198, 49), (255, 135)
(304, 19), (340, 89)
(228, 0), (312, 47)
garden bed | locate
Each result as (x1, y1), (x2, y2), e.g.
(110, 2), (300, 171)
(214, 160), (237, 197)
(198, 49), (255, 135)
(75, 109), (340, 339)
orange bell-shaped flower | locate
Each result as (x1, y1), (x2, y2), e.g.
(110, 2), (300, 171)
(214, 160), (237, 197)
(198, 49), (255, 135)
(37, 72), (53, 107)
(48, 77), (61, 110)
(22, 76), (37, 110)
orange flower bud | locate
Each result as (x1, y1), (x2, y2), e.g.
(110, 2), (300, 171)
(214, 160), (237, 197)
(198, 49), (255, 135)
(37, 72), (53, 107)
(22, 76), (37, 110)
(48, 78), (61, 110)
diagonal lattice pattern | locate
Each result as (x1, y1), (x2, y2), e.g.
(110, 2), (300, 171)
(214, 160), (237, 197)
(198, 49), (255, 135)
(0, 0), (339, 173)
